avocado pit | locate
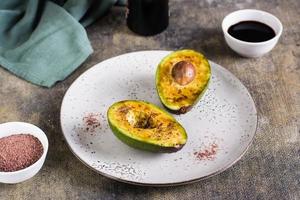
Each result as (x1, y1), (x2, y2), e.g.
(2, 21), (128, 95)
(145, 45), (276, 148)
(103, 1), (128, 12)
(171, 61), (196, 86)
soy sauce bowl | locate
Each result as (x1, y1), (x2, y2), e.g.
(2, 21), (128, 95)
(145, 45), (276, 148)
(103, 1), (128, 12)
(0, 122), (48, 184)
(222, 9), (283, 58)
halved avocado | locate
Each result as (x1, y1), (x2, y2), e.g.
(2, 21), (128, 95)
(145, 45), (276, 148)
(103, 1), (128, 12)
(107, 100), (187, 153)
(156, 49), (211, 114)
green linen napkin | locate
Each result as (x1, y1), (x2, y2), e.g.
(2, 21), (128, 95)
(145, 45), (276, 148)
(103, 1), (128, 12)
(0, 0), (125, 87)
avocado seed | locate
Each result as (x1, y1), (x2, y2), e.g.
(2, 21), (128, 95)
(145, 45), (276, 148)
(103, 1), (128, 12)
(171, 61), (196, 86)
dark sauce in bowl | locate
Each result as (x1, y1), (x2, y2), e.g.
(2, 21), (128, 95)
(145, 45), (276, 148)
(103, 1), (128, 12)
(228, 21), (276, 42)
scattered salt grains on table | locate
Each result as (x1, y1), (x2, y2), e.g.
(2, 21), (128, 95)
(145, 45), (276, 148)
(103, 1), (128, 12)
(0, 134), (43, 172)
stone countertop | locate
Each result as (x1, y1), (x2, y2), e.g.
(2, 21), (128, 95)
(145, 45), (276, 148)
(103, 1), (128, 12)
(0, 0), (299, 199)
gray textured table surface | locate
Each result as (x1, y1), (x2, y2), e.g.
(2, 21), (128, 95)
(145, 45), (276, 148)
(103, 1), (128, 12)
(0, 0), (299, 199)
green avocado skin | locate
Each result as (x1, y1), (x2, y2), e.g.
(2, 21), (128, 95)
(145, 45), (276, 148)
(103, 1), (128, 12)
(108, 119), (184, 153)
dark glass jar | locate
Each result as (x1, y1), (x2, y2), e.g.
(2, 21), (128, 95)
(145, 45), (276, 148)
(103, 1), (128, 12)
(126, 0), (169, 36)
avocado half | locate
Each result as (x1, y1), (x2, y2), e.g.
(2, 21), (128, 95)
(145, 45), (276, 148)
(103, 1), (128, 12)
(107, 100), (187, 153)
(156, 50), (211, 114)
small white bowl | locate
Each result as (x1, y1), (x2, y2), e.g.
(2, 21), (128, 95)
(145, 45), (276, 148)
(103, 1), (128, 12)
(222, 9), (283, 58)
(0, 122), (48, 184)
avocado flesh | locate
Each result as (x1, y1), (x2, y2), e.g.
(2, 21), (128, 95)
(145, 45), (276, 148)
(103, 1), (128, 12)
(156, 49), (211, 114)
(107, 100), (187, 153)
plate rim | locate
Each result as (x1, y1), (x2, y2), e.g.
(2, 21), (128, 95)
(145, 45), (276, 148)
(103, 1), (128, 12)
(60, 50), (258, 186)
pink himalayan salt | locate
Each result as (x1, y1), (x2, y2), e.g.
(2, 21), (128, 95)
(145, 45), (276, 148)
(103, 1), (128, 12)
(0, 134), (43, 172)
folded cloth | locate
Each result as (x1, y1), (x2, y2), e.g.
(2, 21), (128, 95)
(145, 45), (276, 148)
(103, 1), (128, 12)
(0, 0), (125, 87)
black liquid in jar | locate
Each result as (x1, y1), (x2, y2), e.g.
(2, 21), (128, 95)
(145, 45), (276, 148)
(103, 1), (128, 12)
(228, 21), (276, 42)
(127, 0), (169, 36)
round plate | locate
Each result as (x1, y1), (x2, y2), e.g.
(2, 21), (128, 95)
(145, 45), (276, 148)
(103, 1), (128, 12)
(60, 51), (257, 186)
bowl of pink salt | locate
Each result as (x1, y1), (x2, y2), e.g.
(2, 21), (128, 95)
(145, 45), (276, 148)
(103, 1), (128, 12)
(0, 122), (48, 184)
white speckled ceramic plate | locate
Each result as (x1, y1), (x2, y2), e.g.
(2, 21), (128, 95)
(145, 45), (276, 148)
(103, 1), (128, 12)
(60, 51), (257, 186)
